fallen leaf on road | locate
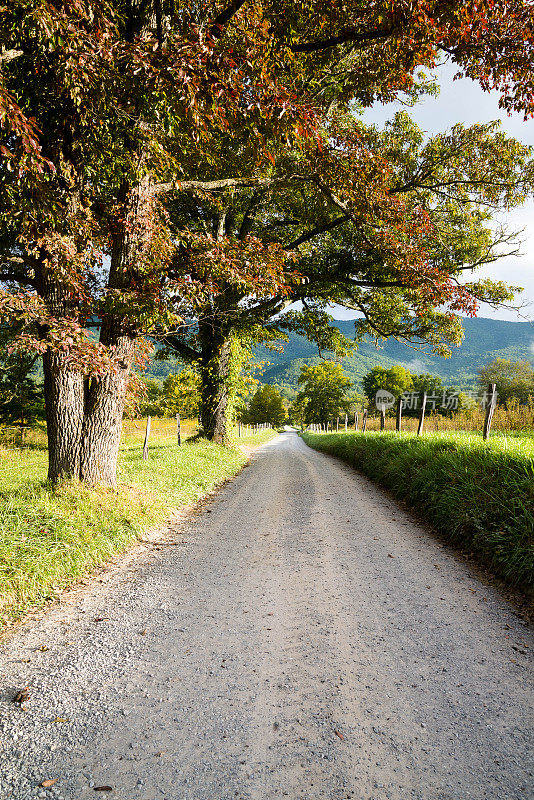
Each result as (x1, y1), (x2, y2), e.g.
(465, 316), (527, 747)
(334, 730), (344, 740)
(38, 644), (49, 651)
(387, 554), (394, 558)
(52, 717), (68, 723)
(94, 617), (109, 622)
(93, 787), (113, 792)
(14, 687), (30, 704)
(40, 779), (58, 788)
(140, 629), (147, 635)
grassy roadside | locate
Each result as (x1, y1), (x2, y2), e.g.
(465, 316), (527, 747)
(0, 426), (276, 626)
(301, 430), (534, 595)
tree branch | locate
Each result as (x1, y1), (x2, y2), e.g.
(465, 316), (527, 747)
(238, 191), (263, 240)
(153, 174), (310, 194)
(209, 0), (249, 40)
(291, 25), (393, 53)
(0, 48), (23, 65)
(285, 215), (349, 250)
(160, 334), (201, 362)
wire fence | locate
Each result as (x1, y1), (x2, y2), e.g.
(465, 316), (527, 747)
(307, 396), (534, 438)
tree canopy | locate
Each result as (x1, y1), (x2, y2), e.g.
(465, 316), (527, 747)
(478, 358), (534, 406)
(244, 385), (287, 427)
(296, 362), (352, 425)
(362, 366), (413, 407)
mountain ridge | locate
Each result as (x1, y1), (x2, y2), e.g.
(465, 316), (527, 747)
(256, 316), (534, 393)
(145, 316), (534, 393)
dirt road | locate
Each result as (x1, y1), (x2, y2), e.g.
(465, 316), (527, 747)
(1, 431), (532, 800)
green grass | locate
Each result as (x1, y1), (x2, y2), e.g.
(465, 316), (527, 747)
(301, 430), (534, 595)
(0, 425), (276, 626)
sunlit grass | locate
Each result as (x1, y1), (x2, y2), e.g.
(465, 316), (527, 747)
(302, 429), (534, 594)
(0, 422), (276, 626)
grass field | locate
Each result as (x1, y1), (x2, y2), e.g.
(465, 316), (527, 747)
(0, 422), (276, 626)
(341, 401), (534, 434)
(302, 429), (534, 595)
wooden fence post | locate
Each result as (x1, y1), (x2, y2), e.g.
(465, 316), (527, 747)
(143, 416), (151, 460)
(176, 413), (181, 446)
(345, 413), (348, 432)
(354, 411), (359, 431)
(396, 398), (402, 432)
(336, 417), (339, 432)
(483, 383), (497, 440)
(417, 392), (427, 436)
(362, 409), (368, 432)
(238, 422), (241, 437)
(380, 408), (385, 430)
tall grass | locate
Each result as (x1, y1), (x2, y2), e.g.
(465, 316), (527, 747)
(302, 430), (534, 595)
(0, 423), (276, 625)
(347, 399), (534, 434)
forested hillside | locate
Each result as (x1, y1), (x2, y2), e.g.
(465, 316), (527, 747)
(146, 316), (534, 392)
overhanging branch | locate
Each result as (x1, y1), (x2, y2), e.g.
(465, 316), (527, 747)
(285, 215), (349, 250)
(153, 174), (310, 195)
(291, 25), (394, 53)
(209, 0), (249, 39)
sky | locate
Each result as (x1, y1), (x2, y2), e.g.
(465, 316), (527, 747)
(333, 62), (534, 323)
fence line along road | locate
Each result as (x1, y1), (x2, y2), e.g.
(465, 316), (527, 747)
(307, 384), (508, 439)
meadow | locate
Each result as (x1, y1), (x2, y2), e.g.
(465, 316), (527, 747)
(349, 399), (534, 434)
(301, 428), (534, 596)
(0, 421), (275, 626)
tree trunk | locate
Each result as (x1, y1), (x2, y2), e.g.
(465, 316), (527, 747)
(199, 325), (234, 445)
(43, 350), (84, 481)
(78, 178), (150, 486)
(79, 336), (134, 486)
(38, 266), (84, 482)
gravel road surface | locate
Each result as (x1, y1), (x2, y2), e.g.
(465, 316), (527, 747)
(0, 431), (532, 800)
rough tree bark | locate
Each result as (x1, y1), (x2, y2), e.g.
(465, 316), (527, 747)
(78, 177), (150, 486)
(198, 320), (235, 445)
(42, 350), (84, 481)
(38, 266), (84, 482)
(78, 333), (134, 486)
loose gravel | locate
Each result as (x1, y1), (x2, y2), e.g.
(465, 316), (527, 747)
(0, 431), (532, 800)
